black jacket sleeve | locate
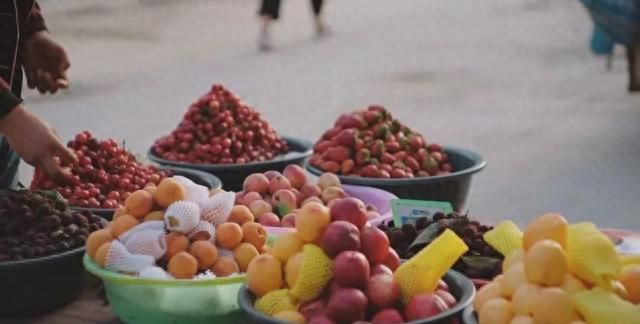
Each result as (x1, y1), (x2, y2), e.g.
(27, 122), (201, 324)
(0, 79), (21, 120)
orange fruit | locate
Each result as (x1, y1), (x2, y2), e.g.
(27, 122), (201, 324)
(523, 213), (568, 249)
(233, 242), (260, 272)
(210, 256), (240, 277)
(512, 282), (540, 315)
(165, 232), (190, 260)
(246, 254), (284, 297)
(272, 231), (305, 264)
(144, 186), (157, 197)
(242, 222), (267, 249)
(168, 252), (198, 279)
(479, 298), (513, 324)
(295, 202), (330, 242)
(124, 190), (154, 218)
(502, 249), (525, 273)
(189, 241), (218, 270)
(510, 315), (535, 324)
(560, 274), (587, 295)
(155, 178), (187, 208)
(113, 207), (128, 220)
(143, 210), (165, 222)
(216, 222), (243, 250)
(285, 252), (304, 288)
(86, 229), (113, 260)
(532, 288), (580, 324)
(474, 282), (503, 312)
(94, 242), (112, 268)
(229, 205), (255, 225)
(524, 240), (568, 286)
(273, 311), (306, 324)
(110, 214), (140, 238)
(620, 265), (640, 304)
(501, 263), (526, 298)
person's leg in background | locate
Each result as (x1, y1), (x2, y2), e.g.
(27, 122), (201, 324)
(311, 0), (326, 36)
(0, 137), (20, 189)
(258, 0), (281, 51)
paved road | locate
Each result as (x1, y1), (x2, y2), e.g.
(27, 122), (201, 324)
(22, 0), (640, 229)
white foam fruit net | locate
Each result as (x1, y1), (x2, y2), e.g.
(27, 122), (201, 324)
(105, 240), (155, 273)
(120, 220), (166, 245)
(199, 191), (234, 227)
(187, 220), (216, 243)
(164, 201), (201, 233)
(139, 266), (173, 280)
(124, 229), (167, 260)
(173, 176), (210, 204)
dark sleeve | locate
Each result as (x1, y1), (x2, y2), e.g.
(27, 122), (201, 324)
(25, 1), (47, 39)
(0, 79), (21, 120)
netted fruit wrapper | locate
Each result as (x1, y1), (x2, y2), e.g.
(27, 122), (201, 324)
(172, 176), (210, 204)
(187, 220), (216, 243)
(567, 222), (621, 290)
(139, 266), (173, 280)
(573, 287), (640, 324)
(394, 229), (468, 303)
(164, 201), (200, 233)
(123, 229), (167, 260)
(289, 244), (334, 302)
(199, 191), (234, 227)
(119, 220), (166, 245)
(482, 220), (523, 257)
(255, 289), (298, 316)
(105, 240), (155, 273)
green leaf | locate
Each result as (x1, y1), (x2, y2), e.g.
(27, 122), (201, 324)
(407, 218), (458, 252)
(460, 255), (501, 273)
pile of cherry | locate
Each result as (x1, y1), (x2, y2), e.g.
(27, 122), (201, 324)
(31, 131), (169, 209)
(152, 84), (289, 164)
(310, 106), (451, 178)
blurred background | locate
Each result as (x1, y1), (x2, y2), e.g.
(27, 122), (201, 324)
(23, 0), (640, 228)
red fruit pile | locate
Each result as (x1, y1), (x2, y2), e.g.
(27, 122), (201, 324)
(152, 84), (288, 164)
(310, 105), (451, 178)
(30, 131), (169, 209)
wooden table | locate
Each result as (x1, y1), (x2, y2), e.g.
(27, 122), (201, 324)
(0, 287), (119, 324)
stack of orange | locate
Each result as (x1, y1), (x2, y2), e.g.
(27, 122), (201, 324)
(85, 177), (269, 279)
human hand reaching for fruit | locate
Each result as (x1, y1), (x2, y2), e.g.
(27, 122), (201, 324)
(0, 105), (76, 181)
(22, 31), (70, 94)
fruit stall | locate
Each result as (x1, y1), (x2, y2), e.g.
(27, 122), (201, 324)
(1, 84), (638, 324)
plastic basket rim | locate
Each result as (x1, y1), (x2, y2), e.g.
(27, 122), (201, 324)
(147, 135), (313, 170)
(83, 254), (246, 286)
(305, 145), (486, 185)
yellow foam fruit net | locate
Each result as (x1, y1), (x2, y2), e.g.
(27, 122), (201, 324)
(289, 244), (333, 302)
(255, 289), (298, 316)
(573, 287), (640, 324)
(566, 222), (621, 290)
(620, 254), (640, 268)
(394, 229), (468, 303)
(482, 220), (523, 257)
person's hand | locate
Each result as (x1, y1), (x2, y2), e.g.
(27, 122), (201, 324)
(0, 105), (76, 181)
(22, 31), (70, 94)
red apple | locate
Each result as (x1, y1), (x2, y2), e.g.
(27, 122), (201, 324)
(371, 264), (393, 277)
(326, 288), (368, 323)
(264, 170), (282, 181)
(290, 188), (303, 206)
(302, 196), (323, 206)
(271, 189), (297, 215)
(281, 213), (297, 228)
(308, 315), (336, 324)
(300, 183), (322, 199)
(300, 298), (327, 321)
(269, 175), (292, 195)
(361, 225), (390, 263)
(330, 197), (368, 229)
(258, 212), (280, 227)
(381, 248), (401, 271)
(371, 308), (404, 324)
(283, 164), (307, 189)
(240, 191), (262, 206)
(365, 274), (401, 308)
(318, 172), (341, 189)
(243, 173), (269, 194)
(321, 221), (361, 257)
(405, 293), (448, 321)
(249, 199), (273, 219)
(435, 289), (457, 308)
(334, 251), (370, 288)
